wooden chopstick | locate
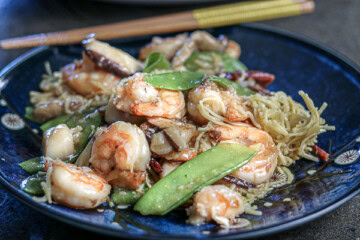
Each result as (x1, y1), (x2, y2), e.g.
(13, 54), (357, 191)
(0, 0), (314, 50)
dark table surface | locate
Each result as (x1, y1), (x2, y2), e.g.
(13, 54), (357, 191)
(0, 0), (359, 239)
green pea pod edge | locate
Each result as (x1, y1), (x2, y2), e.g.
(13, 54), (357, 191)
(111, 188), (144, 205)
(21, 173), (45, 196)
(143, 52), (171, 73)
(134, 143), (257, 215)
(65, 110), (103, 163)
(19, 157), (45, 174)
(24, 106), (42, 124)
(209, 75), (256, 96)
(40, 114), (71, 132)
(221, 54), (248, 72)
(144, 72), (205, 91)
(20, 109), (103, 173)
(184, 51), (248, 73)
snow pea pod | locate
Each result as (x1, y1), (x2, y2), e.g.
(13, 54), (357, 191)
(40, 114), (71, 132)
(209, 75), (255, 96)
(111, 188), (147, 205)
(64, 110), (103, 163)
(24, 106), (42, 124)
(144, 72), (205, 91)
(19, 157), (45, 174)
(143, 52), (171, 73)
(72, 111), (102, 153)
(20, 109), (103, 171)
(21, 173), (45, 196)
(134, 143), (256, 215)
(184, 51), (247, 73)
(144, 72), (254, 97)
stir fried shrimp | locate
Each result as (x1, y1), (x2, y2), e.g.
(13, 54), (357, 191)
(23, 31), (337, 228)
(48, 160), (111, 209)
(213, 125), (278, 185)
(62, 53), (120, 97)
(187, 81), (249, 125)
(138, 33), (187, 61)
(224, 40), (241, 59)
(191, 31), (228, 52)
(106, 169), (146, 190)
(90, 121), (150, 189)
(187, 185), (245, 226)
(91, 121), (150, 174)
(114, 73), (186, 119)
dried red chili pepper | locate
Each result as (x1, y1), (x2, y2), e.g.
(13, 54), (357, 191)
(225, 71), (243, 81)
(150, 158), (162, 173)
(312, 144), (330, 161)
(246, 70), (275, 87)
(225, 70), (275, 87)
(223, 175), (255, 189)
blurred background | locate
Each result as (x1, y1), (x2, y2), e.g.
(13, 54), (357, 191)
(0, 0), (359, 239)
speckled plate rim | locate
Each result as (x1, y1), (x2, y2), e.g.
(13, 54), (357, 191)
(0, 23), (360, 240)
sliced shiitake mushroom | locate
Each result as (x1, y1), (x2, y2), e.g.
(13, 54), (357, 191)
(147, 117), (197, 152)
(83, 39), (143, 77)
(164, 127), (195, 152)
(105, 97), (145, 125)
(140, 122), (159, 144)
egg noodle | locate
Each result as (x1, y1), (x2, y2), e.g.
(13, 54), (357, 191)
(194, 88), (335, 212)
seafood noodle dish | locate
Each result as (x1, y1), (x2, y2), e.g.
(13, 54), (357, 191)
(20, 31), (334, 227)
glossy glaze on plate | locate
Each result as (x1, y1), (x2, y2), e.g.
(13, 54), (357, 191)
(0, 24), (359, 239)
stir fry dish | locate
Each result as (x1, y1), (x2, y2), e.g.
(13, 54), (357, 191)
(21, 31), (335, 227)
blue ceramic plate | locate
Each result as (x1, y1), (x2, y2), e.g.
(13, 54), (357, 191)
(0, 24), (359, 239)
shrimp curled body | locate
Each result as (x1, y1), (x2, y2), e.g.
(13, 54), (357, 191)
(114, 73), (185, 119)
(49, 160), (111, 209)
(90, 121), (151, 190)
(187, 185), (245, 226)
(187, 81), (249, 125)
(62, 53), (120, 97)
(214, 125), (278, 185)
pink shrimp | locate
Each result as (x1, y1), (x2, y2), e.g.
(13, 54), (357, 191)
(89, 121), (151, 190)
(213, 125), (278, 185)
(187, 81), (249, 124)
(48, 160), (111, 209)
(187, 185), (245, 226)
(62, 53), (120, 97)
(114, 73), (185, 119)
